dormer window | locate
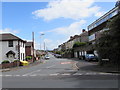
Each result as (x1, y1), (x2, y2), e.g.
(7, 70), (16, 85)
(8, 40), (13, 47)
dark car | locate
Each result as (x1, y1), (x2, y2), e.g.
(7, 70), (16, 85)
(85, 54), (98, 61)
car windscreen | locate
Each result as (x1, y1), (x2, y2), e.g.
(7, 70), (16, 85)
(88, 54), (94, 56)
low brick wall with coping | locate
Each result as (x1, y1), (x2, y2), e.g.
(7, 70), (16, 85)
(0, 61), (20, 69)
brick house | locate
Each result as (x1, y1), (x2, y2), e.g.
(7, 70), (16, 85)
(25, 42), (33, 57)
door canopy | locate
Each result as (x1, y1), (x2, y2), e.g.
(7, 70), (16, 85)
(6, 50), (15, 57)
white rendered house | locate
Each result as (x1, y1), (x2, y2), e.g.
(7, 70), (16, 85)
(0, 33), (26, 63)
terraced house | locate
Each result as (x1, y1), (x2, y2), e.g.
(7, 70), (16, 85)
(56, 1), (120, 60)
(87, 1), (120, 55)
(0, 33), (26, 63)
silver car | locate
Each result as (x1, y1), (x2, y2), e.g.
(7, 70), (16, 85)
(85, 54), (98, 61)
(45, 56), (50, 60)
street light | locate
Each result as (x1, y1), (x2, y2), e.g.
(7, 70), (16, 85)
(39, 33), (45, 61)
(40, 33), (45, 50)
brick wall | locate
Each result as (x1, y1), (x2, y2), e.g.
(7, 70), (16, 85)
(25, 46), (32, 56)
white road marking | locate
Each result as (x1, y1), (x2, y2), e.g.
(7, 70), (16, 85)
(73, 72), (118, 76)
(5, 75), (12, 77)
(98, 72), (113, 75)
(38, 74), (47, 76)
(73, 73), (83, 75)
(46, 65), (56, 69)
(50, 73), (59, 76)
(14, 75), (21, 77)
(23, 69), (41, 76)
(22, 75), (28, 76)
(85, 72), (97, 75)
(61, 73), (71, 76)
(1, 72), (118, 77)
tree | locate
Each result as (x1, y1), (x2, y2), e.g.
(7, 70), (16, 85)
(96, 13), (120, 65)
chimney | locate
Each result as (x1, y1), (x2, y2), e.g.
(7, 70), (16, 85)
(82, 29), (86, 32)
(70, 36), (73, 39)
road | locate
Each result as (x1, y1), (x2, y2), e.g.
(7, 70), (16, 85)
(2, 53), (119, 88)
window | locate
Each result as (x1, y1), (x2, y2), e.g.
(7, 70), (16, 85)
(23, 42), (24, 47)
(22, 42), (23, 47)
(23, 53), (24, 60)
(21, 42), (22, 47)
(89, 34), (95, 41)
(21, 53), (22, 60)
(8, 41), (13, 47)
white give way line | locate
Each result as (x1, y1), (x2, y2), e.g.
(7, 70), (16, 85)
(1, 72), (118, 77)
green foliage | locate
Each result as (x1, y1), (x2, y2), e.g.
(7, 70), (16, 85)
(73, 42), (86, 48)
(1, 60), (10, 64)
(13, 60), (20, 62)
(26, 56), (32, 60)
(55, 51), (62, 55)
(96, 14), (120, 65)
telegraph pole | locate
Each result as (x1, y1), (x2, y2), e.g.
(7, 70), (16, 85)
(44, 42), (45, 52)
(40, 33), (44, 50)
(32, 32), (35, 62)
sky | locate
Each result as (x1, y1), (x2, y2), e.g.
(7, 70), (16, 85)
(1, 0), (116, 50)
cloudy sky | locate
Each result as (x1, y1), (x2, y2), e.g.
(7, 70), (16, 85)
(1, 0), (116, 50)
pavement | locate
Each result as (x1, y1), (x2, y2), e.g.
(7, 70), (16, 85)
(1, 58), (119, 75)
(0, 59), (44, 72)
(75, 59), (119, 74)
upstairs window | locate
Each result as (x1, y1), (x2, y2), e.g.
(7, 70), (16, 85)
(23, 42), (24, 47)
(8, 41), (13, 47)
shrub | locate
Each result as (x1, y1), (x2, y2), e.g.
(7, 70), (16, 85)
(1, 60), (10, 64)
(26, 56), (32, 60)
(13, 60), (20, 62)
(55, 51), (63, 55)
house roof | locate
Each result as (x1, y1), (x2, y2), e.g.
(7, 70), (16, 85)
(25, 42), (33, 46)
(0, 33), (26, 42)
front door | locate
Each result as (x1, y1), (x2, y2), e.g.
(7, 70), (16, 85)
(8, 54), (14, 62)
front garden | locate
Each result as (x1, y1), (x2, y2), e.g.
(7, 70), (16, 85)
(0, 56), (33, 69)
(0, 60), (20, 69)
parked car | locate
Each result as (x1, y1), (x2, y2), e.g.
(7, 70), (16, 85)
(54, 54), (62, 58)
(85, 54), (98, 61)
(45, 56), (50, 60)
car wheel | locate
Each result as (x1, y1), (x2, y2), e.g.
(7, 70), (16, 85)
(87, 59), (90, 62)
(85, 58), (88, 61)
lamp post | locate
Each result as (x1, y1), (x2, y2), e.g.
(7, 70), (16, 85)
(32, 32), (35, 62)
(40, 33), (45, 50)
(40, 33), (45, 61)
